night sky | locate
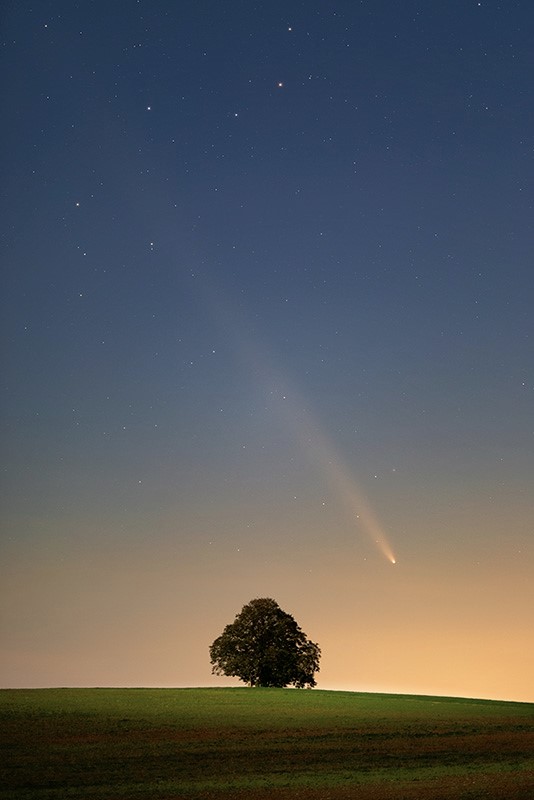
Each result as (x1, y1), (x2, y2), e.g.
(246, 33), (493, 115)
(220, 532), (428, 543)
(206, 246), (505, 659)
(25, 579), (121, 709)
(1, 1), (533, 702)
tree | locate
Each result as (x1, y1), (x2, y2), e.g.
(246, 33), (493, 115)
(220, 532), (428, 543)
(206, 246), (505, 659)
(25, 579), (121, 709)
(209, 598), (321, 688)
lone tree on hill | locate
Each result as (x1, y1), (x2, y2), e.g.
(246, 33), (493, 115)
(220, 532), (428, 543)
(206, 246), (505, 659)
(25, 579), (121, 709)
(209, 597), (321, 688)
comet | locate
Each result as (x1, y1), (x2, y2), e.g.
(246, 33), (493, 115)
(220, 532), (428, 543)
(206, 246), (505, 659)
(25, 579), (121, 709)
(189, 272), (398, 564)
(289, 405), (398, 566)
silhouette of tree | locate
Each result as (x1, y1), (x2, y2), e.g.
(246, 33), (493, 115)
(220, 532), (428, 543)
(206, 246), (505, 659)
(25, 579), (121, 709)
(209, 597), (321, 688)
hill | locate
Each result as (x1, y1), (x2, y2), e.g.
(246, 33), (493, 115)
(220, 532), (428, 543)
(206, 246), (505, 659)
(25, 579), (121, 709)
(1, 687), (533, 798)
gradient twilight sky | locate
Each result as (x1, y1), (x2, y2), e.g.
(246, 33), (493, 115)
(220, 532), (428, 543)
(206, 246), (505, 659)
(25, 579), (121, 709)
(1, 1), (533, 702)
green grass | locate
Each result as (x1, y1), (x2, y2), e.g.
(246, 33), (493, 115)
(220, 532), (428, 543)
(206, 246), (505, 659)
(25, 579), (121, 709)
(1, 687), (533, 799)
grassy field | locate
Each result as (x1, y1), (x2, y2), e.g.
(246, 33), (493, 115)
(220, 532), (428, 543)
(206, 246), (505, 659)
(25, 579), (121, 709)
(0, 687), (533, 799)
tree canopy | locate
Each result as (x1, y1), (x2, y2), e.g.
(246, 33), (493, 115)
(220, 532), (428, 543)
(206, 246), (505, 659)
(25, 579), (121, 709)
(209, 597), (321, 688)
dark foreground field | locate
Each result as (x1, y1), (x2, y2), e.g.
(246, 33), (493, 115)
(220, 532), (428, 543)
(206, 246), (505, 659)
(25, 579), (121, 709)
(1, 688), (533, 800)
